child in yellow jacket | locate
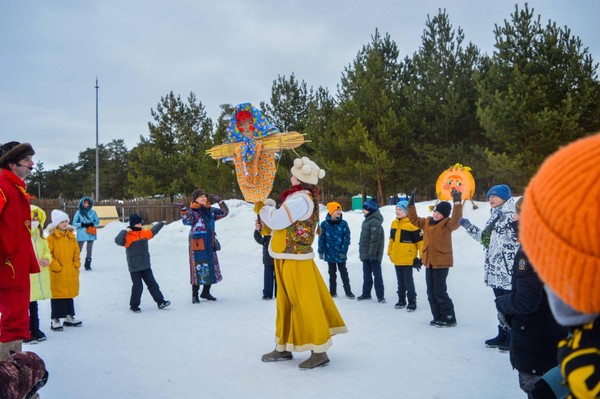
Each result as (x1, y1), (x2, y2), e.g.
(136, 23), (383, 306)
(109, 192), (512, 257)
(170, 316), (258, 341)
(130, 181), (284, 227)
(47, 210), (82, 331)
(25, 206), (52, 343)
(388, 200), (423, 311)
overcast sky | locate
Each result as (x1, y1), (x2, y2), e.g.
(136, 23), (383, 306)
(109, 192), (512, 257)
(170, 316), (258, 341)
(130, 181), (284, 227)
(2, 0), (599, 170)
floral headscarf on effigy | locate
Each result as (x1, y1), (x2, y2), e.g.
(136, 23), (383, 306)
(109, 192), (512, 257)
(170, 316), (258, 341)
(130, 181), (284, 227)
(227, 103), (279, 163)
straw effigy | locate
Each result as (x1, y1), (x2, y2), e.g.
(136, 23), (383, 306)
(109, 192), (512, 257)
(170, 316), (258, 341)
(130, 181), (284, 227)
(206, 131), (307, 160)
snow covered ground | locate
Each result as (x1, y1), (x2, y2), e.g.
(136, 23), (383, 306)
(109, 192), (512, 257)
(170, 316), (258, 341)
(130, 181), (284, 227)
(31, 199), (523, 398)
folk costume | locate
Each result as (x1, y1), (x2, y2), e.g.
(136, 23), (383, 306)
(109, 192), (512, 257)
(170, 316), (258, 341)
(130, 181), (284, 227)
(259, 157), (347, 369)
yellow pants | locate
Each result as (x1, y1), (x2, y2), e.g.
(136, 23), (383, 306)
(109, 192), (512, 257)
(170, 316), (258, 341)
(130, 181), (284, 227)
(274, 258), (348, 353)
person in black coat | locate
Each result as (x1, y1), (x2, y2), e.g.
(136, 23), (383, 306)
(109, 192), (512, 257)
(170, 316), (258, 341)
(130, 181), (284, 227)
(495, 199), (566, 397)
(254, 219), (276, 300)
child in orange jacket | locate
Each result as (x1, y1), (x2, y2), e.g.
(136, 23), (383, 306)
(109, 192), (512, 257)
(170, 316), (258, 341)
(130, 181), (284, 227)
(47, 210), (82, 331)
(115, 214), (170, 313)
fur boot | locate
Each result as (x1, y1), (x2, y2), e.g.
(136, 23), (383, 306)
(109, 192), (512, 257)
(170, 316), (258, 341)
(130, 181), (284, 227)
(298, 351), (330, 369)
(261, 349), (293, 362)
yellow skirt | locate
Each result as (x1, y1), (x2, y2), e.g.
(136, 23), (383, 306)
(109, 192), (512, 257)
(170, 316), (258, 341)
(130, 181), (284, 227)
(274, 258), (348, 353)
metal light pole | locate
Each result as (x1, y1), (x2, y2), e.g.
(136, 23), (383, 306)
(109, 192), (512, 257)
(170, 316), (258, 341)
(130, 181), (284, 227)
(95, 77), (100, 200)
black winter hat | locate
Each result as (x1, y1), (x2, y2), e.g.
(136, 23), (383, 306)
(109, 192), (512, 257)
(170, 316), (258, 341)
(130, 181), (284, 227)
(434, 201), (452, 218)
(129, 213), (143, 228)
(0, 141), (35, 168)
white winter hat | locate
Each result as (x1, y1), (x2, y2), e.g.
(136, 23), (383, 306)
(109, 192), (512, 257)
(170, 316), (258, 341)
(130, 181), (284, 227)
(51, 209), (69, 226)
(290, 156), (325, 185)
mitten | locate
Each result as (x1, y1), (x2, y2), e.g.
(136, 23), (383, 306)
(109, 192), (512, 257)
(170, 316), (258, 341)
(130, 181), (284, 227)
(412, 258), (422, 271)
(209, 194), (222, 204)
(408, 188), (417, 206)
(264, 198), (276, 208)
(451, 189), (462, 203)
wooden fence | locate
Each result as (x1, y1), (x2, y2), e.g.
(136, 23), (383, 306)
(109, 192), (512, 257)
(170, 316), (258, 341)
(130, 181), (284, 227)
(30, 197), (189, 225)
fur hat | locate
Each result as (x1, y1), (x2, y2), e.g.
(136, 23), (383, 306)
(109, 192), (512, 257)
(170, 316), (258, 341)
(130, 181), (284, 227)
(291, 157), (325, 185)
(395, 200), (409, 215)
(434, 201), (451, 218)
(487, 184), (511, 201)
(363, 199), (378, 212)
(521, 133), (600, 313)
(327, 202), (342, 215)
(51, 209), (69, 226)
(129, 213), (143, 228)
(0, 141), (34, 169)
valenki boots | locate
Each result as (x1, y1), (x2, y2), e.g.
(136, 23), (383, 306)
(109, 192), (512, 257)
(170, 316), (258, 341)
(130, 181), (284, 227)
(261, 349), (293, 362)
(298, 351), (330, 369)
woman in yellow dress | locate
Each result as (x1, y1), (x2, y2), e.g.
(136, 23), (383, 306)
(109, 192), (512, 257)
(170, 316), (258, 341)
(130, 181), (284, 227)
(257, 156), (347, 369)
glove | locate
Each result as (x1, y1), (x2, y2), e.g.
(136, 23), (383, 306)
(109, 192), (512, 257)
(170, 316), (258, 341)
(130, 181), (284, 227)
(497, 311), (511, 331)
(319, 253), (324, 260)
(209, 194), (222, 204)
(451, 189), (462, 203)
(459, 218), (471, 229)
(412, 257), (422, 271)
(408, 188), (417, 206)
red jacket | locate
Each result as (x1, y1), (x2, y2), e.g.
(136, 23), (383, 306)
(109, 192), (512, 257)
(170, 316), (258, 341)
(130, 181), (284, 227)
(0, 169), (39, 289)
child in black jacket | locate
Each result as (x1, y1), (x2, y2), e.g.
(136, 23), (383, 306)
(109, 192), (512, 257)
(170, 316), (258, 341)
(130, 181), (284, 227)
(115, 214), (170, 312)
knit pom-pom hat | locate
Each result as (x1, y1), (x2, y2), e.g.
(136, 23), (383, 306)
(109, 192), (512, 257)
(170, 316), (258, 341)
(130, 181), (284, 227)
(521, 133), (600, 313)
(291, 157), (325, 185)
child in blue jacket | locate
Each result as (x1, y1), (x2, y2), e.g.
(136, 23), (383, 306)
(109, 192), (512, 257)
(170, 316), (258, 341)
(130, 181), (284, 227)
(318, 202), (354, 298)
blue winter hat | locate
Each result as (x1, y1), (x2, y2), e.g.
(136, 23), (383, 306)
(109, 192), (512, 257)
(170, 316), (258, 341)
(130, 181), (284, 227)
(487, 184), (511, 201)
(363, 199), (378, 212)
(395, 200), (408, 215)
(129, 213), (143, 228)
(433, 201), (452, 218)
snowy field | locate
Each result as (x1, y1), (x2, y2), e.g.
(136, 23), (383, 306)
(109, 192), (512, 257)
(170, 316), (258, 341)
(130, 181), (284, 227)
(30, 199), (523, 399)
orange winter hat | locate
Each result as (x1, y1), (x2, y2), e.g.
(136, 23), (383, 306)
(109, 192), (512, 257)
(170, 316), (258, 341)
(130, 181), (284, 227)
(327, 202), (342, 215)
(520, 132), (600, 313)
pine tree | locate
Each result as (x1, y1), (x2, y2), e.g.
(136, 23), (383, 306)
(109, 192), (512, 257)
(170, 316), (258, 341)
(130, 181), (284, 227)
(477, 4), (600, 190)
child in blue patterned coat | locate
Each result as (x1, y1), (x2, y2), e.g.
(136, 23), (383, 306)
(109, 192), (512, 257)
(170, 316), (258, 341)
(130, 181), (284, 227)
(318, 202), (354, 298)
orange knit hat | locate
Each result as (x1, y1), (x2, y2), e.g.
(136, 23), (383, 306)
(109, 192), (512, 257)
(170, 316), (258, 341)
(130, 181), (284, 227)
(327, 202), (342, 215)
(520, 132), (600, 313)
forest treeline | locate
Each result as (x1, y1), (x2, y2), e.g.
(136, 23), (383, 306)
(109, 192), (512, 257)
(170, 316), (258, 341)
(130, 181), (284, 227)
(27, 5), (600, 204)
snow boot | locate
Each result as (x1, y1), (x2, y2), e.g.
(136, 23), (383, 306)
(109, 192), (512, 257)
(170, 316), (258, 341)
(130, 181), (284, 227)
(435, 315), (457, 328)
(84, 257), (92, 271)
(50, 319), (63, 331)
(63, 315), (82, 327)
(158, 300), (171, 309)
(356, 295), (372, 301)
(378, 298), (386, 304)
(299, 351), (330, 369)
(497, 330), (511, 352)
(407, 301), (417, 312)
(200, 285), (216, 301)
(130, 306), (141, 313)
(485, 326), (508, 348)
(395, 301), (407, 309)
(261, 349), (293, 362)
(0, 340), (22, 361)
(192, 284), (200, 304)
